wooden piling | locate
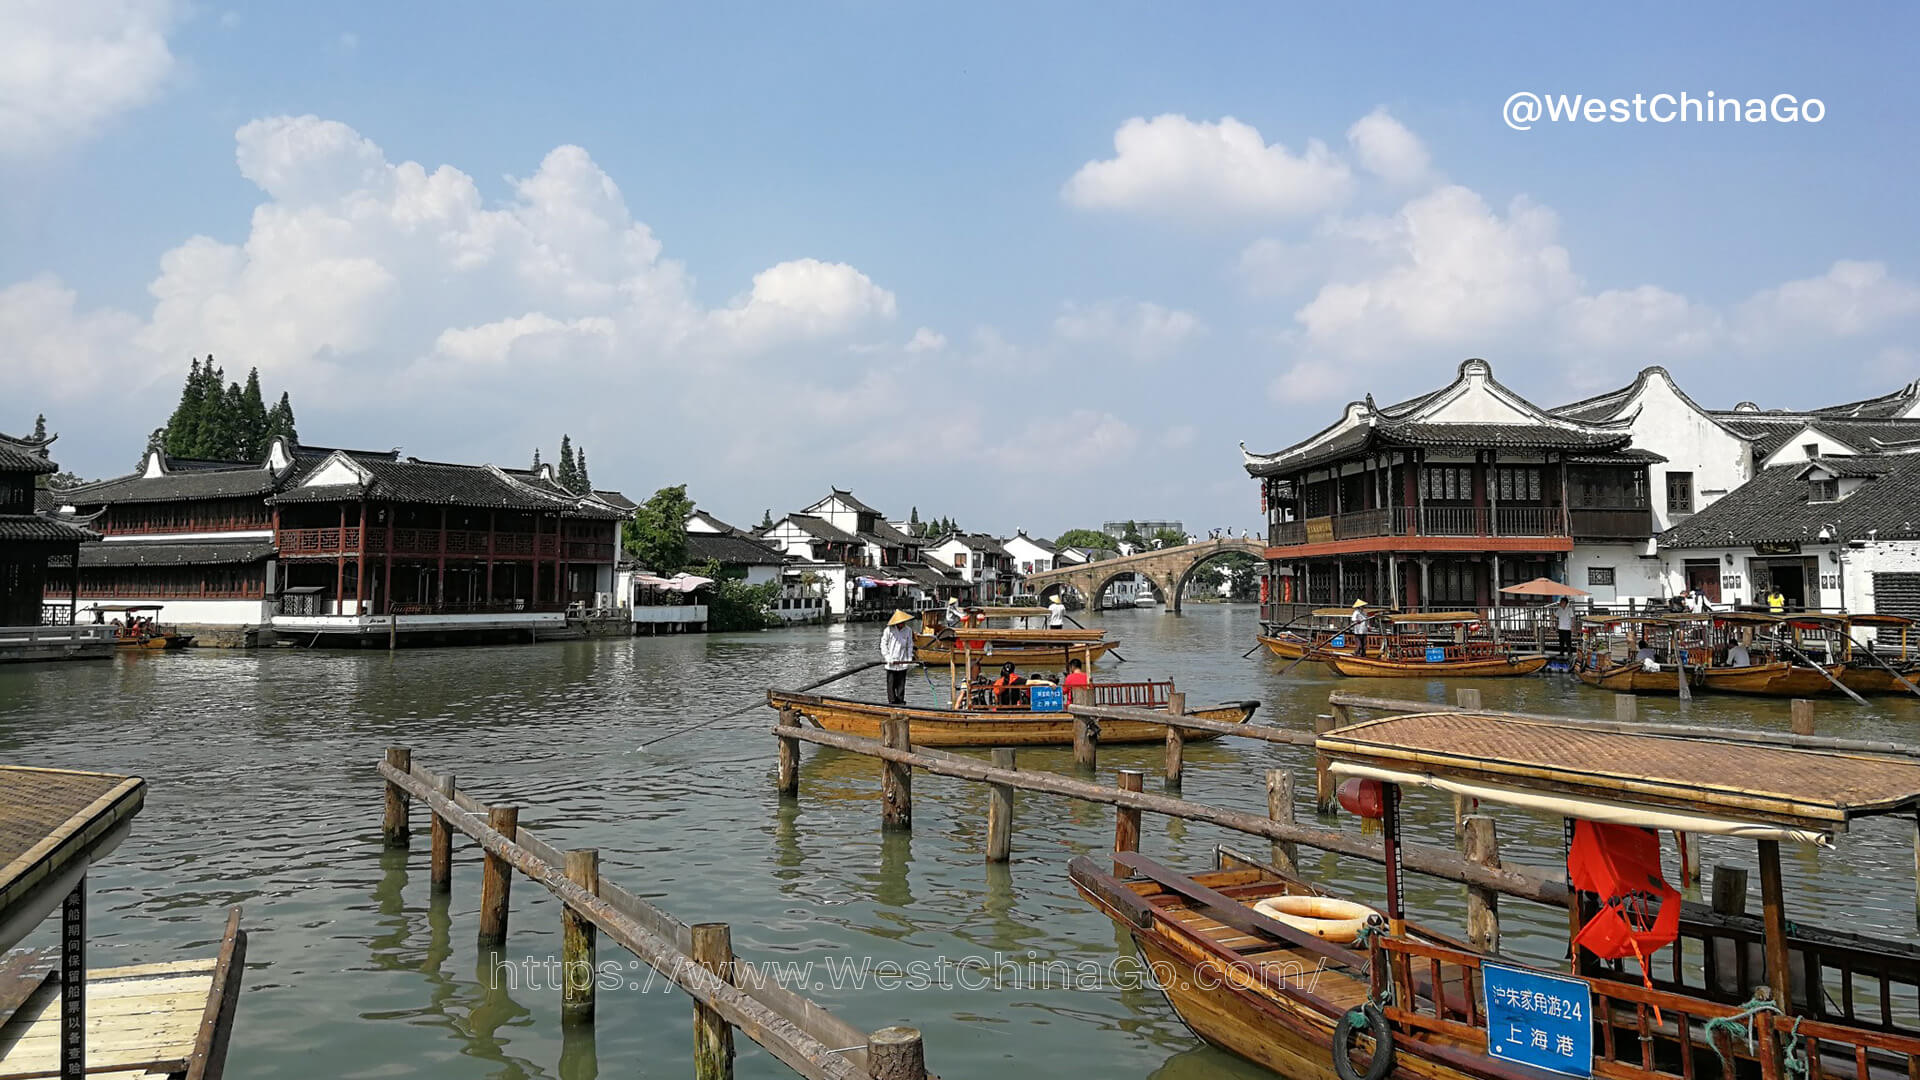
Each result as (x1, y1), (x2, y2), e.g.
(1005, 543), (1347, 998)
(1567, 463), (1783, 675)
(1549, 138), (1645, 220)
(1265, 770), (1297, 876)
(1711, 865), (1749, 916)
(383, 747), (412, 847)
(1790, 698), (1815, 736)
(881, 714), (912, 830)
(1072, 714), (1098, 773)
(1614, 695), (1637, 724)
(1757, 838), (1793, 1010)
(692, 922), (736, 1080)
(865, 1026), (926, 1080)
(429, 772), (455, 892)
(1113, 770), (1144, 876)
(986, 749), (1014, 864)
(562, 849), (599, 1020)
(477, 804), (518, 946)
(1163, 691), (1187, 789)
(1455, 688), (1483, 710)
(776, 707), (800, 796)
(1313, 712), (1337, 813)
(1462, 814), (1500, 952)
(1676, 831), (1700, 885)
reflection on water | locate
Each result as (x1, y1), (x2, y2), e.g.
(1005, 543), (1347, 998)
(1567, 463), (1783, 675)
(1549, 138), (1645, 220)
(1, 603), (1916, 1078)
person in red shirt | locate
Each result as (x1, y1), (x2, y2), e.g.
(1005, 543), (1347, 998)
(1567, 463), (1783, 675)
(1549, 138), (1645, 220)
(1061, 658), (1091, 694)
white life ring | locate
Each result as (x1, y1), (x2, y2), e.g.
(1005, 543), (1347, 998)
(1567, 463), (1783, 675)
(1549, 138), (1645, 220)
(1251, 895), (1382, 944)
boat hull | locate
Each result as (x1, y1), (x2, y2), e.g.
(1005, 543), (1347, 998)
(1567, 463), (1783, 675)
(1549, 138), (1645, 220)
(768, 691), (1256, 747)
(1578, 664), (1687, 694)
(1327, 652), (1548, 678)
(1699, 662), (1794, 695)
(116, 632), (192, 650)
(1762, 665), (1847, 697)
(1837, 664), (1920, 695)
(1257, 634), (1370, 662)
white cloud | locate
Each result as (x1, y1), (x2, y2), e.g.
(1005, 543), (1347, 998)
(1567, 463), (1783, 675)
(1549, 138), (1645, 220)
(706, 258), (896, 352)
(904, 327), (947, 353)
(0, 0), (179, 156)
(1053, 299), (1203, 360)
(1563, 286), (1721, 356)
(1161, 425), (1197, 449)
(1734, 260), (1920, 344)
(1293, 185), (1576, 351)
(1062, 114), (1350, 221)
(0, 275), (148, 398)
(1346, 107), (1431, 186)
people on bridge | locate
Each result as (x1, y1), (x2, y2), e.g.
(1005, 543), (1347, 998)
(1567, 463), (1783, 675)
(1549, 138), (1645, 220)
(880, 610), (916, 705)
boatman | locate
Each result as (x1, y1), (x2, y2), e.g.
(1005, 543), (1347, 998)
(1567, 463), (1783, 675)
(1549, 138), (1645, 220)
(880, 610), (916, 705)
(1348, 599), (1370, 656)
(1047, 593), (1067, 629)
(1555, 596), (1576, 656)
(943, 596), (964, 629)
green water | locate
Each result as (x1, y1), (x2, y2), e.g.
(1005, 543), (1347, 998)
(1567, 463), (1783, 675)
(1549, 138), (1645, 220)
(2, 603), (1917, 1079)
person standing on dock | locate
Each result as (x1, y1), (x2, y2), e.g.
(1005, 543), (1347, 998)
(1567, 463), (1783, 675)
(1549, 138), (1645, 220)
(1555, 597), (1575, 656)
(1047, 594), (1066, 629)
(881, 610), (916, 704)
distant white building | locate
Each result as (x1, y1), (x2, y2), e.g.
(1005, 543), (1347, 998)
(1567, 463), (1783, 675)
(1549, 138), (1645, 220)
(1001, 532), (1058, 578)
(925, 532), (1015, 602)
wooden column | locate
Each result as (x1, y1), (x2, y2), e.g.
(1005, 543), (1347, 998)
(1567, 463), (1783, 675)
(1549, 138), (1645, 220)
(1757, 838), (1793, 1011)
(382, 503), (394, 615)
(335, 502), (346, 614)
(562, 849), (599, 1019)
(1382, 781), (1405, 935)
(1711, 866), (1749, 916)
(691, 923), (736, 1080)
(1071, 687), (1098, 772)
(1790, 698), (1815, 735)
(776, 707), (800, 795)
(1266, 769), (1297, 876)
(382, 747), (411, 847)
(1615, 694), (1637, 724)
(530, 515), (541, 607)
(881, 714), (912, 830)
(478, 805), (518, 946)
(865, 1027), (926, 1080)
(1112, 770), (1143, 876)
(1463, 814), (1500, 952)
(1163, 691), (1187, 789)
(429, 772), (455, 891)
(484, 510), (496, 602)
(986, 749), (1014, 863)
(355, 498), (368, 615)
(436, 507), (448, 605)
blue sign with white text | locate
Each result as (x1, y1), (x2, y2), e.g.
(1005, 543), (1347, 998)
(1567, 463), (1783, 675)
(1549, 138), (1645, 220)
(1329, 634), (1346, 648)
(1029, 685), (1063, 712)
(1425, 646), (1446, 663)
(1482, 962), (1592, 1078)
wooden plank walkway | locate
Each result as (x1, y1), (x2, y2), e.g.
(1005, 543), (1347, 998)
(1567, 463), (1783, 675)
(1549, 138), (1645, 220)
(0, 959), (212, 1078)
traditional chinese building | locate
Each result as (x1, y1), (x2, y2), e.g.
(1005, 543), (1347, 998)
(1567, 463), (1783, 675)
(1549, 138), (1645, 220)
(1245, 359), (1656, 620)
(57, 437), (626, 644)
(0, 428), (96, 627)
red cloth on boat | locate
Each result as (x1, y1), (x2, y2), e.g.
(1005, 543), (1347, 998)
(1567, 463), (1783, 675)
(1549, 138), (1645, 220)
(1567, 820), (1681, 971)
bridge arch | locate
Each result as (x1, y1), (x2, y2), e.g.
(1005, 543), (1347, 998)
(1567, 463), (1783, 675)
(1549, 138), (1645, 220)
(1171, 546), (1264, 611)
(1024, 538), (1266, 615)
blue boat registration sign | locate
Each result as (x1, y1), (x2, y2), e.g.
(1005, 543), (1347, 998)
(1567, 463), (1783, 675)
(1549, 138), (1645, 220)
(1028, 685), (1064, 712)
(1330, 634), (1346, 648)
(1424, 646), (1446, 663)
(1481, 962), (1592, 1077)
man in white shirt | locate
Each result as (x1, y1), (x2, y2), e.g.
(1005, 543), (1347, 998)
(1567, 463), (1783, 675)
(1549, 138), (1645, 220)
(1555, 597), (1576, 656)
(1727, 640), (1752, 667)
(1047, 595), (1066, 630)
(1348, 600), (1370, 654)
(880, 610), (917, 704)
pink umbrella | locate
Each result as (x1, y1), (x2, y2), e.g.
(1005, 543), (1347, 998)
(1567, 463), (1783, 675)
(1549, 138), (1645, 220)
(1498, 577), (1590, 597)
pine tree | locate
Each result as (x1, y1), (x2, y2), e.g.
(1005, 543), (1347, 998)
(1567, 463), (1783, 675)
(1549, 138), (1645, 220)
(573, 446), (590, 493)
(219, 379), (247, 459)
(532, 447), (543, 470)
(557, 435), (576, 491)
(759, 509), (774, 529)
(141, 428), (165, 471)
(238, 368), (269, 458)
(162, 358), (204, 458)
(264, 392), (298, 446)
(909, 506), (920, 536)
(31, 414), (46, 441)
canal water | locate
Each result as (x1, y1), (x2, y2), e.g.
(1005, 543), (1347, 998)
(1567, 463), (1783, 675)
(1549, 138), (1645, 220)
(3, 604), (1918, 1079)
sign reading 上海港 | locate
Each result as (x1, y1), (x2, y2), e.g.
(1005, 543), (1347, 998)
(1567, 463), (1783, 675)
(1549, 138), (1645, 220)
(1029, 685), (1063, 712)
(1481, 962), (1592, 1078)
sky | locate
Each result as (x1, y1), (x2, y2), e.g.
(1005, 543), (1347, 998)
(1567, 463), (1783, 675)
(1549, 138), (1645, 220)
(6, 3), (1920, 538)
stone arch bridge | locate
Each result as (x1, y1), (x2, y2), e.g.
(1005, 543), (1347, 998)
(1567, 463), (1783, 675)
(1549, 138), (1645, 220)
(1024, 538), (1265, 614)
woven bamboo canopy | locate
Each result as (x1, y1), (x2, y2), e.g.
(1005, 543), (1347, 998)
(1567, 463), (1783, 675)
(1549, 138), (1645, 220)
(0, 766), (145, 950)
(1319, 712), (1920, 842)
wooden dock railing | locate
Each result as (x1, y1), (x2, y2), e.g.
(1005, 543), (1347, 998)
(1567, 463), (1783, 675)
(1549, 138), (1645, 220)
(378, 748), (930, 1080)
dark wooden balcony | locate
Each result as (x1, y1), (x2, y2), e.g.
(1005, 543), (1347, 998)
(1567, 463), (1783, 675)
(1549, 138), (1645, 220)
(1569, 506), (1654, 540)
(1268, 506), (1573, 550)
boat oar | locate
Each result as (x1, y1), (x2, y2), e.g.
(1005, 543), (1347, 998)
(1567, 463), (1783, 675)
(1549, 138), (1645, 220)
(1777, 635), (1869, 706)
(1277, 638), (1343, 679)
(1062, 613), (1128, 663)
(636, 659), (886, 749)
(1242, 609), (1318, 659)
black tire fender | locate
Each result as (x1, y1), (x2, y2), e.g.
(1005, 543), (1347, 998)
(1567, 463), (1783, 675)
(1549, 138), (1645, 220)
(1332, 1002), (1395, 1080)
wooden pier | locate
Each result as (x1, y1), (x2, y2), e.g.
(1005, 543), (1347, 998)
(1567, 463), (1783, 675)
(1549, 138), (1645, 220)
(377, 749), (932, 1080)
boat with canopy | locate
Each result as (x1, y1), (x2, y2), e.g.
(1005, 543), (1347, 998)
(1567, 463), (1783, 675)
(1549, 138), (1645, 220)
(1574, 614), (1694, 693)
(1323, 611), (1548, 678)
(86, 603), (195, 649)
(1071, 708), (1920, 1080)
(913, 606), (1115, 667)
(1258, 606), (1391, 661)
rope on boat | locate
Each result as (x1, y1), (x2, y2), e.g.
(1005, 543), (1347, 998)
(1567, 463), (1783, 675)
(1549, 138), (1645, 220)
(1703, 995), (1807, 1079)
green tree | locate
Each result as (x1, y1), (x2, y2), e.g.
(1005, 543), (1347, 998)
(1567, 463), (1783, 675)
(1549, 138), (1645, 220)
(688, 558), (780, 630)
(140, 428), (164, 471)
(557, 435), (576, 491)
(31, 414), (46, 441)
(573, 445), (590, 492)
(237, 368), (269, 457)
(531, 447), (542, 470)
(759, 508), (775, 529)
(1150, 527), (1187, 548)
(624, 484), (694, 573)
(264, 391), (298, 445)
(1055, 528), (1110, 550)
(161, 358), (206, 458)
(909, 506), (921, 535)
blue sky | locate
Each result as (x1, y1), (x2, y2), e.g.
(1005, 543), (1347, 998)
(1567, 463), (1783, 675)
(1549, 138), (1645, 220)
(7, 3), (1919, 536)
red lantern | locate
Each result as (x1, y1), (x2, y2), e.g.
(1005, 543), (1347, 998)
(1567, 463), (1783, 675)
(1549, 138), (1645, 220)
(1337, 777), (1385, 819)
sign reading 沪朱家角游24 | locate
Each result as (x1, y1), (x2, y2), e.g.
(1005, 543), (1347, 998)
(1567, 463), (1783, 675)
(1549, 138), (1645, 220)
(1424, 646), (1446, 663)
(1481, 962), (1592, 1077)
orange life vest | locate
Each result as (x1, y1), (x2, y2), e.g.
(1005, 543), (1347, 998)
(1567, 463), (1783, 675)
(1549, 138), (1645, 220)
(1567, 820), (1681, 975)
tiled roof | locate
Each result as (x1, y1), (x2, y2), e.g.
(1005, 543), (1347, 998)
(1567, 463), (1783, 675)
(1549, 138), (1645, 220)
(778, 514), (862, 544)
(1007, 533), (1058, 552)
(1659, 454), (1920, 548)
(1245, 420), (1628, 476)
(1815, 381), (1920, 419)
(276, 459), (580, 511)
(863, 518), (915, 548)
(1715, 417), (1920, 460)
(595, 490), (638, 512)
(1568, 448), (1668, 465)
(0, 433), (59, 475)
(821, 488), (881, 515)
(687, 532), (786, 566)
(80, 539), (274, 567)
(64, 465), (280, 505)
(893, 562), (962, 588)
(0, 514), (98, 543)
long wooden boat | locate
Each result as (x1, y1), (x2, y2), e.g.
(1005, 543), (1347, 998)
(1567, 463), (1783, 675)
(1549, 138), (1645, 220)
(1073, 709), (1920, 1080)
(1256, 632), (1371, 661)
(766, 687), (1257, 747)
(92, 604), (195, 649)
(1576, 662), (1689, 694)
(1327, 650), (1548, 678)
(913, 637), (1116, 667)
(1697, 660), (1795, 693)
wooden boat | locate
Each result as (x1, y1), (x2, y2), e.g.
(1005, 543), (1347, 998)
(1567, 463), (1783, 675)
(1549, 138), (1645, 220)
(1832, 614), (1920, 696)
(1697, 660), (1795, 693)
(1572, 614), (1694, 694)
(91, 603), (195, 649)
(1072, 709), (1920, 1080)
(1257, 606), (1392, 661)
(1576, 662), (1689, 693)
(767, 681), (1258, 747)
(915, 608), (1111, 667)
(1323, 612), (1546, 678)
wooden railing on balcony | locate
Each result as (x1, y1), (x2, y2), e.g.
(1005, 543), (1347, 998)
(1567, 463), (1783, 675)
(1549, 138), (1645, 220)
(279, 527), (360, 555)
(98, 515), (271, 536)
(1269, 521), (1307, 546)
(1569, 506), (1654, 540)
(1272, 506), (1573, 546)
(278, 527), (571, 558)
